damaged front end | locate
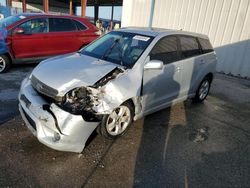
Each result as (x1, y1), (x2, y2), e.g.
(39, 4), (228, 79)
(19, 77), (100, 153)
(59, 87), (100, 121)
(57, 67), (125, 117)
(18, 67), (125, 153)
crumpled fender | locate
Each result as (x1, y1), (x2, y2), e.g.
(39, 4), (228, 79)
(90, 65), (144, 114)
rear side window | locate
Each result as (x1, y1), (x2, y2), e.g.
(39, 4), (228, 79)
(74, 20), (87, 31)
(49, 18), (77, 32)
(198, 38), (214, 54)
(180, 36), (201, 59)
(150, 36), (179, 64)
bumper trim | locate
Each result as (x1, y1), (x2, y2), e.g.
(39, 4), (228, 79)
(19, 78), (101, 153)
(19, 104), (37, 136)
(22, 106), (36, 130)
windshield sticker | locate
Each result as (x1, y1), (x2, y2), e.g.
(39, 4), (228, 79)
(19, 15), (26, 19)
(133, 35), (150, 41)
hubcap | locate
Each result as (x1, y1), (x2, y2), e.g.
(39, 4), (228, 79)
(106, 106), (131, 136)
(0, 57), (6, 72)
(199, 80), (209, 100)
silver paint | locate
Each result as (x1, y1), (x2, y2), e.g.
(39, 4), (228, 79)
(19, 28), (217, 152)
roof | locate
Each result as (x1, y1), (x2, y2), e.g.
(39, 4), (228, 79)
(118, 27), (209, 39)
(16, 13), (88, 19)
(16, 13), (42, 17)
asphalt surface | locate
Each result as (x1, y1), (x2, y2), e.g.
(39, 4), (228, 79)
(0, 65), (33, 124)
(0, 66), (250, 187)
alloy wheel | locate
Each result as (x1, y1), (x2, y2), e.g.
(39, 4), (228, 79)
(199, 80), (210, 100)
(0, 57), (6, 73)
(106, 105), (131, 136)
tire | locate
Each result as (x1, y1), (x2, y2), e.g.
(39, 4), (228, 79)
(193, 76), (211, 103)
(98, 101), (134, 139)
(0, 55), (11, 73)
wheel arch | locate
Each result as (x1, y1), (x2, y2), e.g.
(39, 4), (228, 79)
(4, 53), (13, 63)
(122, 98), (135, 113)
(205, 72), (214, 83)
(123, 97), (143, 118)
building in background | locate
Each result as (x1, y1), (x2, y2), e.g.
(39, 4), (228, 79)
(1, 0), (122, 30)
(3, 0), (79, 15)
(7, 0), (69, 14)
(0, 0), (70, 18)
(122, 0), (250, 78)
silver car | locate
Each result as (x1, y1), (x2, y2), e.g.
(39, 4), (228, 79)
(19, 27), (217, 152)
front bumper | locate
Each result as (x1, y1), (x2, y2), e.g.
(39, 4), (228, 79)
(18, 78), (100, 153)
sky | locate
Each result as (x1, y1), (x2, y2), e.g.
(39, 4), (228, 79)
(77, 6), (122, 21)
(0, 0), (6, 6)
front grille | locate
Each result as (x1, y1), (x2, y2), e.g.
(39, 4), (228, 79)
(31, 75), (58, 98)
(22, 107), (36, 130)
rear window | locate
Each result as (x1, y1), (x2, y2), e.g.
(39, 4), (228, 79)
(49, 18), (77, 32)
(198, 38), (214, 54)
(180, 36), (202, 59)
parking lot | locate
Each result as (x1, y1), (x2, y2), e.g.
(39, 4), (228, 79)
(1, 66), (250, 187)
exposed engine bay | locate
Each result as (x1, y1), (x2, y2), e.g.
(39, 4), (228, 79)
(93, 67), (123, 88)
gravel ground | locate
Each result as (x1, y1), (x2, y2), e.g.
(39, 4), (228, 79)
(0, 68), (250, 187)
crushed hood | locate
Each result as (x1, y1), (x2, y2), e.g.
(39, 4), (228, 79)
(32, 53), (117, 96)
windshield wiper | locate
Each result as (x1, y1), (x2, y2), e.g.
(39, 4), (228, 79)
(101, 36), (123, 61)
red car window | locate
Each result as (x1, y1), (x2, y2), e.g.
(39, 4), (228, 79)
(49, 18), (77, 32)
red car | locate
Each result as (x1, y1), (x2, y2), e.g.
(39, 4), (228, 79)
(0, 13), (99, 73)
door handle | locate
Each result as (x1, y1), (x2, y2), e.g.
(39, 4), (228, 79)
(175, 67), (181, 72)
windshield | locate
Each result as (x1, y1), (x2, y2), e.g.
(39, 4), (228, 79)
(0, 15), (26, 28)
(81, 31), (154, 68)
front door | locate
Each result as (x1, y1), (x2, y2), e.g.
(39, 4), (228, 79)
(10, 18), (49, 58)
(142, 36), (182, 113)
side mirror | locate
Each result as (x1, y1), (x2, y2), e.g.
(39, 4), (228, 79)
(144, 60), (164, 70)
(13, 27), (25, 35)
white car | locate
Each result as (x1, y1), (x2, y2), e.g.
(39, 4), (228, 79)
(19, 27), (217, 152)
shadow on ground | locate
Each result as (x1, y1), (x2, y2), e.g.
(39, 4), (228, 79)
(0, 68), (250, 187)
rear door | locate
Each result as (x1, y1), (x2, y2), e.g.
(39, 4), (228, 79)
(73, 20), (97, 49)
(46, 18), (79, 55)
(198, 37), (216, 66)
(10, 18), (49, 58)
(142, 36), (182, 112)
(178, 35), (204, 96)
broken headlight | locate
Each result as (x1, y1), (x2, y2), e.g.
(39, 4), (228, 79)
(61, 87), (92, 114)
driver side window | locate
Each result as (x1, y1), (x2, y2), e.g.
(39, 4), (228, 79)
(150, 36), (179, 64)
(18, 18), (49, 34)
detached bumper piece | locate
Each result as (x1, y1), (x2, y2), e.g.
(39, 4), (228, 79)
(19, 78), (100, 153)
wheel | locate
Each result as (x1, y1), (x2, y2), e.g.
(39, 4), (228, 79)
(0, 55), (11, 73)
(193, 77), (211, 103)
(98, 102), (134, 139)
